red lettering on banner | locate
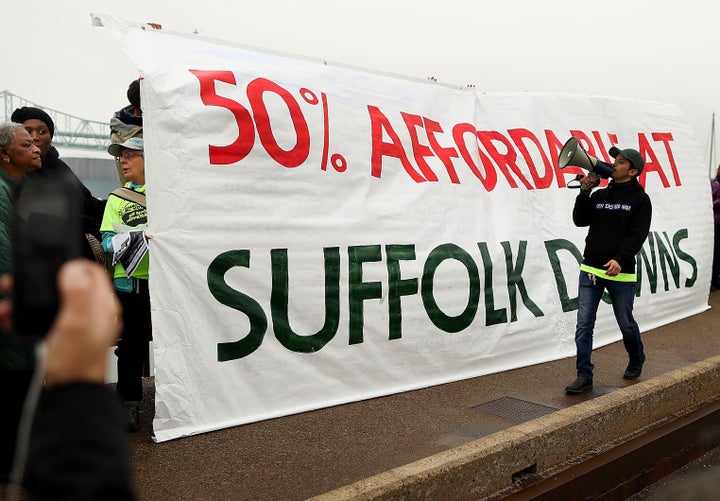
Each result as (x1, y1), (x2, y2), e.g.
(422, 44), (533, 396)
(477, 130), (533, 189)
(638, 133), (671, 187)
(401, 112), (439, 182)
(508, 129), (553, 189)
(246, 78), (310, 168)
(190, 70), (255, 165)
(652, 132), (681, 186)
(368, 106), (427, 182)
(607, 133), (619, 150)
(592, 131), (613, 162)
(189, 71), (685, 190)
(545, 130), (573, 188)
(452, 124), (497, 190)
(425, 118), (460, 184)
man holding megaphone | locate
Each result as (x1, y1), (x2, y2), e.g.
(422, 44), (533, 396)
(558, 137), (616, 189)
(561, 140), (652, 394)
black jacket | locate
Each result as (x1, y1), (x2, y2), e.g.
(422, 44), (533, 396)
(27, 147), (107, 263)
(573, 178), (652, 274)
(28, 146), (106, 239)
(25, 384), (136, 501)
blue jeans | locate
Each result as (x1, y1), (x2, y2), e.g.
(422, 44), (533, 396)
(574, 271), (645, 379)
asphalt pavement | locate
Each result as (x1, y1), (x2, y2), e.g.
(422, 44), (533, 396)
(2, 291), (718, 500)
(119, 290), (720, 500)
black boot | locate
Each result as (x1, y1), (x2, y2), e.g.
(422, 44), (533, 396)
(565, 377), (593, 394)
(124, 401), (140, 432)
(623, 355), (645, 380)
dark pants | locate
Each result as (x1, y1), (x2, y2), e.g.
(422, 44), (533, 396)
(115, 280), (151, 402)
(713, 223), (720, 287)
(574, 272), (644, 379)
(0, 369), (33, 478)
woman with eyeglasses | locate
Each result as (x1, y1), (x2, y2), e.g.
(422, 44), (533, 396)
(100, 137), (150, 432)
(0, 122), (42, 479)
(0, 123), (42, 275)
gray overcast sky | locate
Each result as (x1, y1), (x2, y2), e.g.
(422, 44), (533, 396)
(4, 0), (720, 165)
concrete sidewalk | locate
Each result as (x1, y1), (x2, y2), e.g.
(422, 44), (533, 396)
(124, 292), (720, 500)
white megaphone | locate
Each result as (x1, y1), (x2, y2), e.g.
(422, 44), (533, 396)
(558, 137), (614, 188)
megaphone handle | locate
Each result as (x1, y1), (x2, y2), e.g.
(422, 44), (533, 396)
(567, 174), (583, 189)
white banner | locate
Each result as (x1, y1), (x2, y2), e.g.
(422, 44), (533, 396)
(100, 17), (712, 442)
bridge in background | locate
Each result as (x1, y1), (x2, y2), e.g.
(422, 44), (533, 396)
(1, 90), (109, 151)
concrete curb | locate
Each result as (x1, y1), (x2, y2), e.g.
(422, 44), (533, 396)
(312, 355), (720, 500)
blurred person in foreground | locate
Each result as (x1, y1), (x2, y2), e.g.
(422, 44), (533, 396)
(101, 137), (150, 431)
(0, 260), (136, 500)
(565, 146), (652, 395)
(11, 107), (106, 259)
(0, 122), (42, 479)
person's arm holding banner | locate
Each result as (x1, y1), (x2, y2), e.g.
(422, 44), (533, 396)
(100, 137), (150, 432)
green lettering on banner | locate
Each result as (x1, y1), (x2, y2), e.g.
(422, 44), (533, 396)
(270, 248), (341, 353)
(501, 240), (544, 321)
(348, 245), (383, 344)
(657, 232), (680, 290)
(421, 243), (480, 333)
(638, 233), (659, 294)
(544, 238), (583, 312)
(673, 229), (698, 287)
(204, 228), (698, 362)
(207, 250), (267, 361)
(637, 229), (697, 294)
(476, 242), (507, 325)
(386, 244), (419, 340)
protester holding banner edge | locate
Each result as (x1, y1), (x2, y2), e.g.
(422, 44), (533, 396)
(711, 165), (720, 291)
(100, 136), (150, 431)
(565, 145), (652, 394)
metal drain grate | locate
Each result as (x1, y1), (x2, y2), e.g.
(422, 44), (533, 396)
(472, 396), (558, 423)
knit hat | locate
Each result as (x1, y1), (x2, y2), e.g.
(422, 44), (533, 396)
(609, 146), (644, 175)
(10, 107), (55, 138)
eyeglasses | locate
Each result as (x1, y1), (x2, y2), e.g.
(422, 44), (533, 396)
(117, 150), (143, 160)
